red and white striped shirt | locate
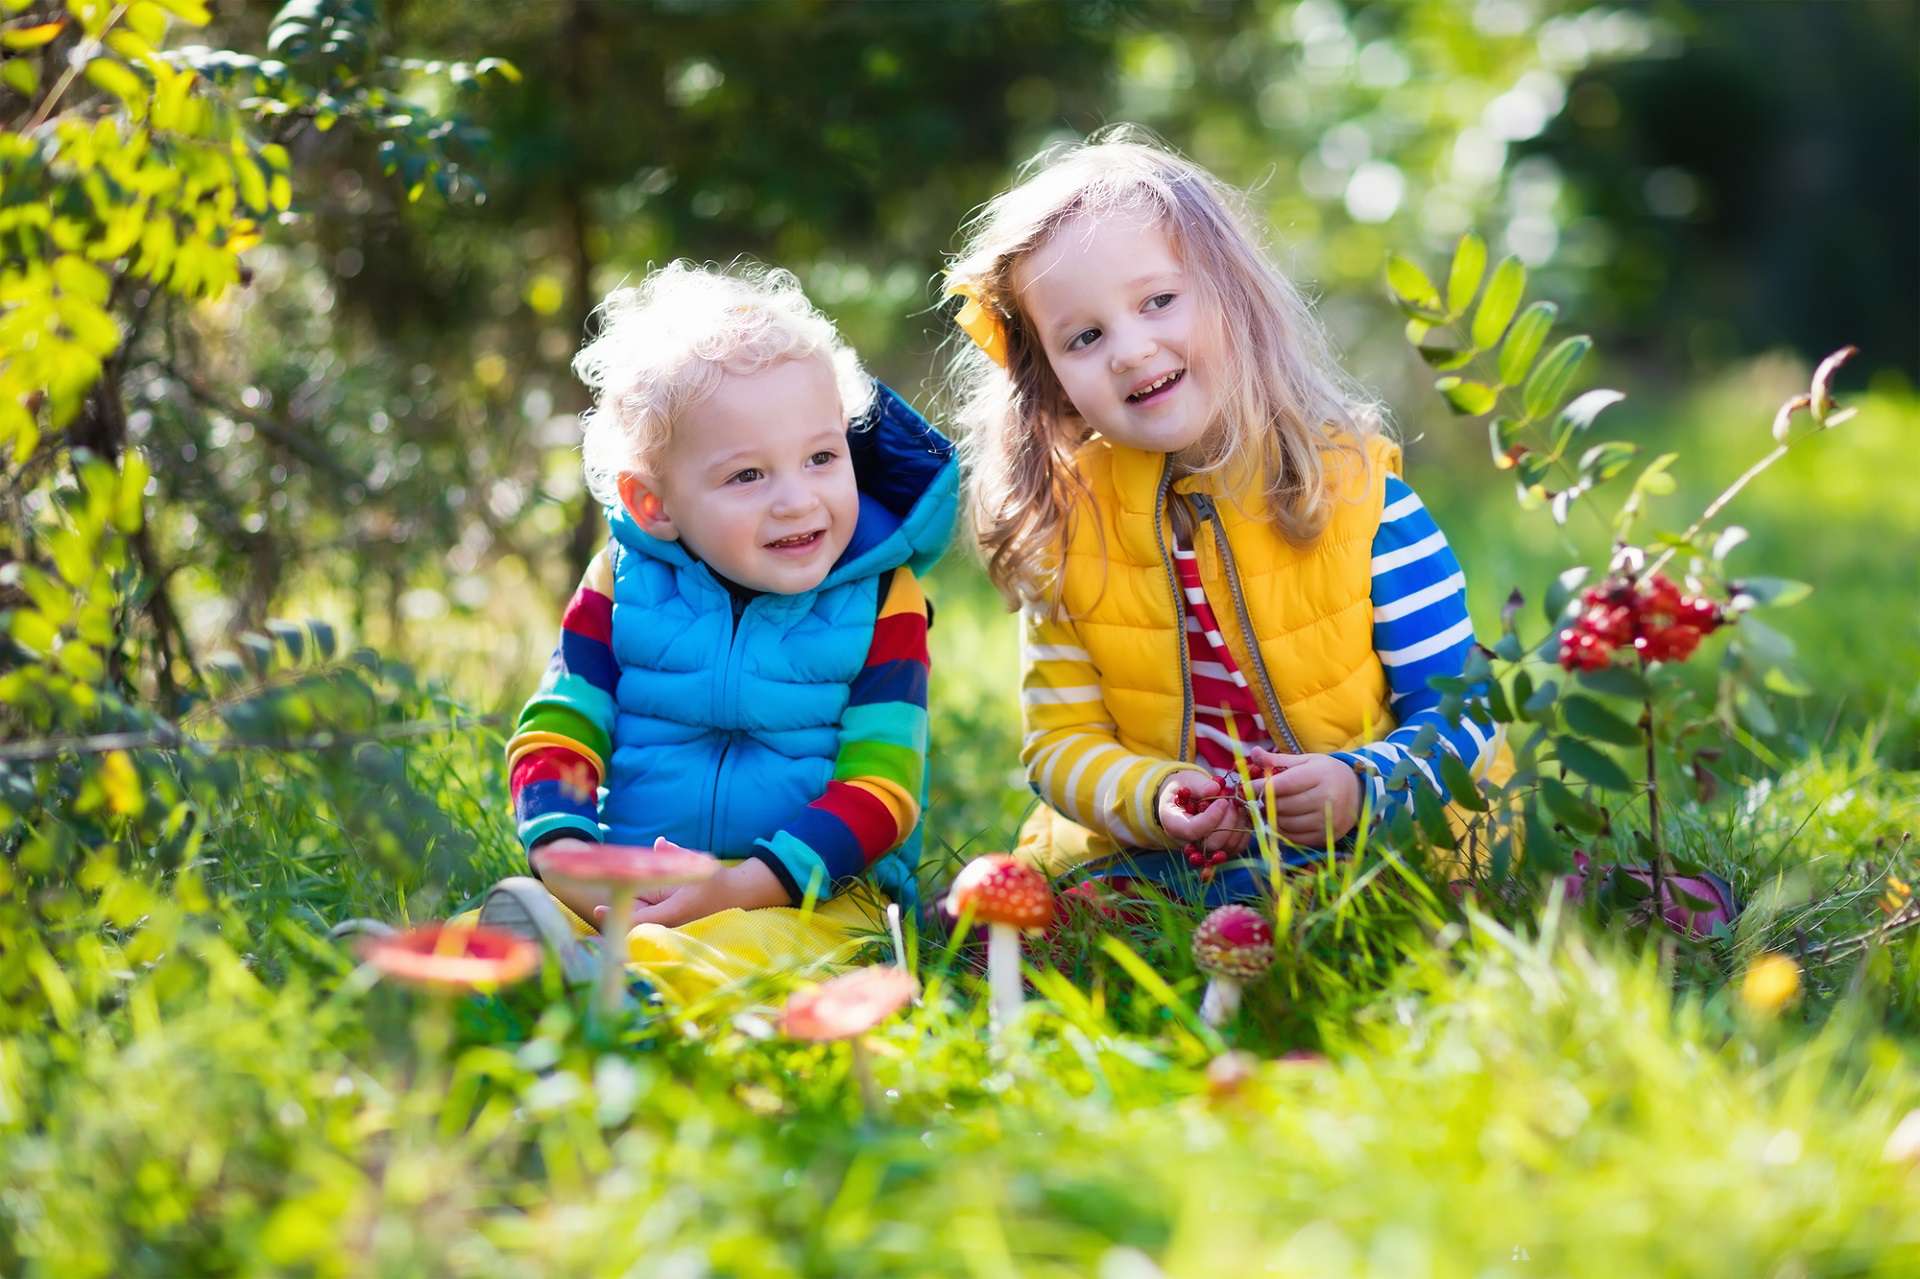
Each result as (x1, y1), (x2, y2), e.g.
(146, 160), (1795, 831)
(1172, 533), (1275, 770)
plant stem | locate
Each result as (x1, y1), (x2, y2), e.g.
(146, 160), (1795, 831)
(851, 1038), (879, 1118)
(1644, 441), (1789, 580)
(1642, 695), (1667, 922)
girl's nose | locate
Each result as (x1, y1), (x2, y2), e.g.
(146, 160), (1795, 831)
(1109, 328), (1156, 373)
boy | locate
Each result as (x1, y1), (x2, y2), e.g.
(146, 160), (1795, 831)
(485, 261), (955, 1002)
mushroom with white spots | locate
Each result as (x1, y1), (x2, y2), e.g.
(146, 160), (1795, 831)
(943, 853), (1053, 1033)
(782, 964), (918, 1117)
(533, 838), (719, 1017)
(1191, 904), (1275, 1028)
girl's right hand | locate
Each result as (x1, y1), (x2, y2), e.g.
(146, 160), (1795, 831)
(1157, 770), (1250, 854)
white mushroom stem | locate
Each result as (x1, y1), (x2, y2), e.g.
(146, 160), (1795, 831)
(887, 901), (908, 971)
(597, 885), (635, 1019)
(850, 1037), (879, 1116)
(987, 922), (1022, 1030)
(1199, 977), (1243, 1028)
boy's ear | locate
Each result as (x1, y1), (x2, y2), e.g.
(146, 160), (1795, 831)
(617, 473), (676, 541)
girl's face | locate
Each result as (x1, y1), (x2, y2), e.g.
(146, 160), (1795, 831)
(1013, 212), (1218, 455)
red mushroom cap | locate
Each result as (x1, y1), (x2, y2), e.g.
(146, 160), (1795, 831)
(781, 965), (918, 1041)
(532, 838), (719, 895)
(359, 923), (540, 990)
(944, 854), (1053, 931)
(1192, 905), (1275, 980)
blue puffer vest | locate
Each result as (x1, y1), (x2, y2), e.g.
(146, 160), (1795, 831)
(598, 383), (955, 908)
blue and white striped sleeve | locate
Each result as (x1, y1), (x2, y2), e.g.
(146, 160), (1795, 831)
(1330, 476), (1495, 827)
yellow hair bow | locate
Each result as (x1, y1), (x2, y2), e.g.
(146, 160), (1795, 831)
(947, 280), (1009, 369)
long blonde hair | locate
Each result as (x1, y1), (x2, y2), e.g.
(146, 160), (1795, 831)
(946, 127), (1385, 606)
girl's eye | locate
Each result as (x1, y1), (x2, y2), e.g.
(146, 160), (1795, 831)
(808, 450), (838, 466)
(727, 468), (763, 485)
(1144, 292), (1176, 311)
(1064, 327), (1101, 352)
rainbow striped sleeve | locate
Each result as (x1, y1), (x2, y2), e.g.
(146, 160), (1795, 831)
(751, 568), (931, 903)
(507, 546), (618, 852)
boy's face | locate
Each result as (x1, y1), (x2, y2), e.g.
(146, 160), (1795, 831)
(1014, 211), (1219, 456)
(621, 355), (859, 595)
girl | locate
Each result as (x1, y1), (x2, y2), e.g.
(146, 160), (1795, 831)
(944, 130), (1509, 903)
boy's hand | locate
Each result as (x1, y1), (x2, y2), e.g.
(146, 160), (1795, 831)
(1244, 749), (1362, 845)
(596, 856), (792, 929)
(1157, 770), (1249, 854)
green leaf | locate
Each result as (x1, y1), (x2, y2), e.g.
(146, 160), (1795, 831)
(1471, 257), (1525, 351)
(1554, 737), (1635, 791)
(1522, 678), (1559, 720)
(1, 57), (40, 98)
(1734, 577), (1812, 608)
(1, 20), (65, 49)
(1435, 377), (1497, 416)
(1544, 566), (1589, 623)
(1497, 301), (1557, 387)
(83, 56), (145, 107)
(1412, 783), (1456, 849)
(1386, 253), (1443, 316)
(1577, 440), (1637, 483)
(1575, 664), (1648, 700)
(1446, 232), (1486, 316)
(126, 1), (169, 45)
(1540, 776), (1605, 833)
(1438, 747), (1488, 811)
(115, 450), (149, 533)
(1555, 389), (1624, 437)
(1560, 695), (1642, 746)
(1418, 344), (1474, 371)
(1523, 336), (1592, 420)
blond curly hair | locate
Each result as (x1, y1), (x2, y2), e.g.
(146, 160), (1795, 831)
(575, 260), (873, 507)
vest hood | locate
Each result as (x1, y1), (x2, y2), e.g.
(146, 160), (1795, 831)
(606, 381), (957, 589)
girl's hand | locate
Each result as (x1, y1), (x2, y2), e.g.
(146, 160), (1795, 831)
(1157, 770), (1250, 854)
(594, 856), (792, 929)
(1244, 750), (1362, 845)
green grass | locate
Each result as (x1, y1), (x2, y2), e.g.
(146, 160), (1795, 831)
(5, 361), (1918, 1275)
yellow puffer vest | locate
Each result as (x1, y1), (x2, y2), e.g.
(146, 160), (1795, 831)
(1017, 432), (1508, 873)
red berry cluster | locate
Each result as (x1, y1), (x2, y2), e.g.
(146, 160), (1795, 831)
(1558, 573), (1727, 672)
(1174, 763), (1288, 879)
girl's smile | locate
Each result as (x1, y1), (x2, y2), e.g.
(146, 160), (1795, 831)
(1013, 211), (1218, 455)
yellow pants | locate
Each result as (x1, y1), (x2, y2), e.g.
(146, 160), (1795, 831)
(460, 881), (893, 1007)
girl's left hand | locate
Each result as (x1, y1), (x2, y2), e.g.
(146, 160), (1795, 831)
(594, 858), (793, 929)
(1245, 749), (1363, 845)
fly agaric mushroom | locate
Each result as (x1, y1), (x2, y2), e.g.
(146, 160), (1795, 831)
(944, 853), (1053, 1031)
(533, 837), (719, 1016)
(1192, 904), (1275, 1028)
(358, 922), (540, 992)
(782, 964), (918, 1116)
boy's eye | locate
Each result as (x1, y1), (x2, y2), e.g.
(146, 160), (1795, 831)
(808, 449), (838, 466)
(727, 468), (763, 485)
(1064, 327), (1101, 352)
(1144, 292), (1176, 311)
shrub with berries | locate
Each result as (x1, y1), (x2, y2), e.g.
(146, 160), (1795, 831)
(1558, 574), (1729, 672)
(1391, 231), (1858, 920)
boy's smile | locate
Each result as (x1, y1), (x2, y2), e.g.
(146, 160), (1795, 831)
(620, 355), (859, 595)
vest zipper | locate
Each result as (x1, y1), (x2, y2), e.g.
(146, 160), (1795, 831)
(704, 585), (751, 851)
(1153, 457), (1194, 762)
(1189, 491), (1304, 755)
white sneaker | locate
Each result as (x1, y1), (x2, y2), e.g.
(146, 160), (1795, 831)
(479, 877), (599, 985)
